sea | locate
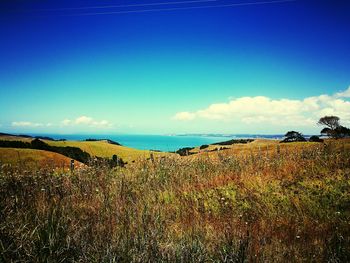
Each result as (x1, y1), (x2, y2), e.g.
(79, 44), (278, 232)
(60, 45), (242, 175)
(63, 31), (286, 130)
(23, 134), (285, 152)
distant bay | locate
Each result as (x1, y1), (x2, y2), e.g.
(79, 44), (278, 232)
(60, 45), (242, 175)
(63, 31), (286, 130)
(17, 133), (283, 151)
(23, 134), (285, 152)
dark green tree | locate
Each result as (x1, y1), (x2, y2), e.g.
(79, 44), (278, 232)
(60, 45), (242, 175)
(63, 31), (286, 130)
(281, 131), (306, 143)
(318, 116), (339, 138)
(318, 116), (340, 130)
(318, 116), (350, 138)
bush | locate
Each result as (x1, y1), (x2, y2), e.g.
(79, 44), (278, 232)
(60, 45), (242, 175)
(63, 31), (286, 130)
(31, 138), (51, 150)
(176, 147), (195, 156)
(199, 144), (209, 150)
(89, 155), (126, 168)
(334, 126), (350, 138)
(280, 131), (306, 143)
(0, 140), (31, 148)
(213, 139), (254, 146)
(309, 135), (324, 142)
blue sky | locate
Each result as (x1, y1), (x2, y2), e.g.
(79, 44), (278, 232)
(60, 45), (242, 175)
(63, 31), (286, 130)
(1, 0), (350, 134)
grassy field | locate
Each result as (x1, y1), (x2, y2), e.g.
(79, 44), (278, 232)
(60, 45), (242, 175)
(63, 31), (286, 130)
(0, 148), (83, 170)
(188, 139), (277, 154)
(188, 139), (335, 161)
(0, 135), (33, 142)
(0, 135), (172, 163)
(46, 140), (172, 162)
(1, 139), (349, 262)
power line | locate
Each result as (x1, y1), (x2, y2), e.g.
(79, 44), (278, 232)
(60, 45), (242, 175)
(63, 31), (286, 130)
(21, 0), (220, 12)
(60, 0), (297, 17)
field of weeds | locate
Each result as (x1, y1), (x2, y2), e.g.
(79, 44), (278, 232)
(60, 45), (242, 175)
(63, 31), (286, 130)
(1, 140), (349, 262)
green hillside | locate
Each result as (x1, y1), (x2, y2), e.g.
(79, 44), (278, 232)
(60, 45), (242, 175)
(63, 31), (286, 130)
(0, 135), (173, 162)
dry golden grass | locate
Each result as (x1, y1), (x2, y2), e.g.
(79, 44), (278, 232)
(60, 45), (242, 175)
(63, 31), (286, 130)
(0, 148), (83, 170)
(0, 135), (33, 142)
(0, 135), (173, 162)
(46, 139), (172, 162)
(1, 139), (349, 262)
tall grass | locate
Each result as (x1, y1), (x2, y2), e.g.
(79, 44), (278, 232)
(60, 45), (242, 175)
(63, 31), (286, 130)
(1, 141), (349, 262)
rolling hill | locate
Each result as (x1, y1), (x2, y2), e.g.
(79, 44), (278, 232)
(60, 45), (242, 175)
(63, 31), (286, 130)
(0, 147), (83, 169)
(0, 134), (173, 163)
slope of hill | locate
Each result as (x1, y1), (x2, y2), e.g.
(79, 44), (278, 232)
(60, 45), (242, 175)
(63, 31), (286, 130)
(0, 135), (172, 162)
(45, 140), (157, 162)
(0, 148), (83, 169)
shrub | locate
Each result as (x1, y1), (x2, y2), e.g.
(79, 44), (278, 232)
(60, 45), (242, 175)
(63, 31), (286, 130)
(280, 131), (306, 143)
(0, 140), (31, 148)
(309, 135), (324, 142)
(199, 144), (209, 150)
(213, 139), (254, 146)
(176, 147), (195, 156)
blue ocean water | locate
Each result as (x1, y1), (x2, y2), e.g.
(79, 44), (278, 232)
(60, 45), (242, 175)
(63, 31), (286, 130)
(24, 134), (284, 152)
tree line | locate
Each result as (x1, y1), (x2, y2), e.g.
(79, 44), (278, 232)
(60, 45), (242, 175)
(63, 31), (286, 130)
(282, 115), (350, 143)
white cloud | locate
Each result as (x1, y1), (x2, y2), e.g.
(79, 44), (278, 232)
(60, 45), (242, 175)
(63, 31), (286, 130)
(335, 86), (350, 98)
(173, 86), (350, 127)
(12, 121), (44, 127)
(173, 112), (196, 121)
(10, 116), (113, 130)
(75, 116), (93, 125)
(61, 116), (113, 128)
(62, 119), (72, 126)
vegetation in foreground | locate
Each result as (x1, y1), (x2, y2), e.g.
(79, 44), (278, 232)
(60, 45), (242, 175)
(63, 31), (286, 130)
(1, 140), (349, 262)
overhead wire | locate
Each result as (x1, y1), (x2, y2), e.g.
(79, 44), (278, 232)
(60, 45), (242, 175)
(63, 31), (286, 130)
(21, 0), (220, 12)
(60, 0), (297, 17)
(6, 0), (298, 17)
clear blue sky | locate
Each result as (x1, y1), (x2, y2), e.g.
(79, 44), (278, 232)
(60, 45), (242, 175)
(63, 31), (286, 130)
(1, 0), (350, 134)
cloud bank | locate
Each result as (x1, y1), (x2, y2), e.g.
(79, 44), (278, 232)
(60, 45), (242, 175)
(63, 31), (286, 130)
(61, 116), (113, 128)
(173, 86), (350, 127)
(12, 121), (48, 127)
(11, 116), (113, 130)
